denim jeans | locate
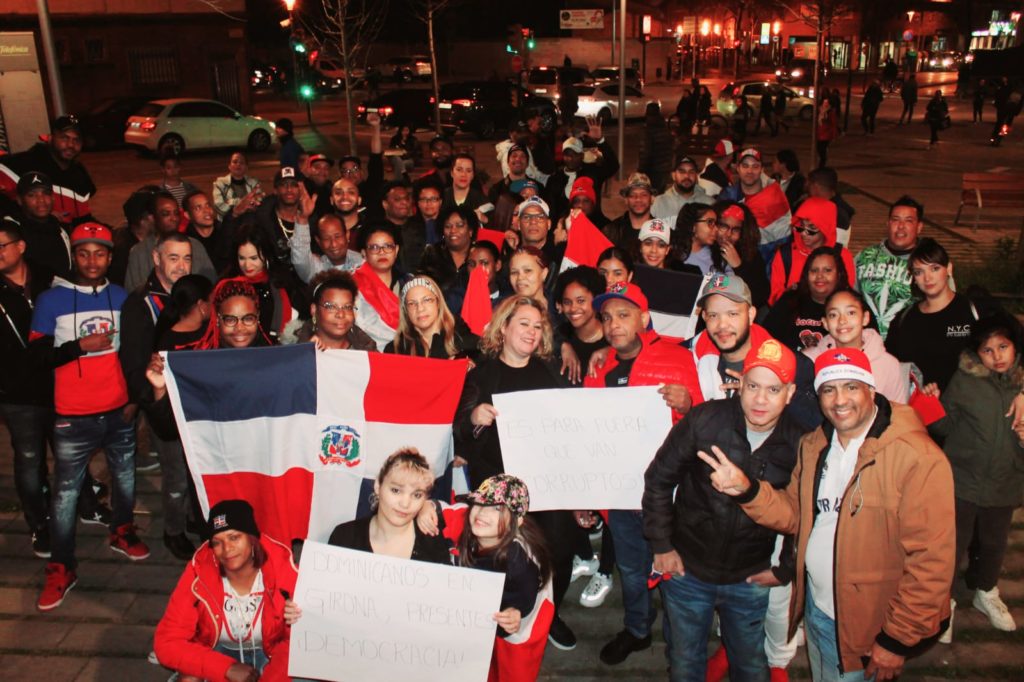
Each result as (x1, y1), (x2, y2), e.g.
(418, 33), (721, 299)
(661, 572), (770, 682)
(607, 510), (658, 638)
(805, 586), (874, 681)
(150, 426), (189, 536)
(1, 403), (53, 533)
(51, 408), (137, 568)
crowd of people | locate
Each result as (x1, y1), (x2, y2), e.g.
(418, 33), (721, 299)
(1, 102), (1023, 682)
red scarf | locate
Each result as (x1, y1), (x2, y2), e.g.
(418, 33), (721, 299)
(352, 262), (400, 329)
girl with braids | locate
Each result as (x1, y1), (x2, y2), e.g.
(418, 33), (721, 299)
(196, 278), (274, 350)
(153, 274), (213, 351)
(384, 275), (478, 359)
(280, 269), (377, 351)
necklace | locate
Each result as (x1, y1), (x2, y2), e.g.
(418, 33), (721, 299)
(275, 213), (295, 241)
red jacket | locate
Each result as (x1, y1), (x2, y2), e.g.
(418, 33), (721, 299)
(154, 535), (297, 682)
(584, 330), (704, 423)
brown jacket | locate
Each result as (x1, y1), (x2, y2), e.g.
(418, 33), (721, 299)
(737, 396), (954, 673)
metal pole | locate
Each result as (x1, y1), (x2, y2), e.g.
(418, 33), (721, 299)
(36, 0), (65, 115)
(617, 0), (626, 182)
(611, 2), (616, 65)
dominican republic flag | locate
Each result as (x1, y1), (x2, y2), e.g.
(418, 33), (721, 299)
(559, 213), (613, 272)
(743, 181), (792, 251)
(163, 344), (467, 544)
(632, 266), (710, 341)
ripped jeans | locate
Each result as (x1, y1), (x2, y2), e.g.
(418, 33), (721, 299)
(51, 408), (137, 569)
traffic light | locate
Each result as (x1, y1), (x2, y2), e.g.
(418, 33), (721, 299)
(526, 30), (536, 50)
(299, 83), (315, 99)
(291, 38), (306, 54)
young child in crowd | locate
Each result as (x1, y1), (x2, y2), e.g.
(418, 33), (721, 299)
(803, 289), (909, 403)
(930, 312), (1024, 636)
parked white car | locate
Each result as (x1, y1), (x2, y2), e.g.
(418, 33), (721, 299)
(716, 81), (815, 120)
(124, 99), (275, 154)
(575, 83), (660, 122)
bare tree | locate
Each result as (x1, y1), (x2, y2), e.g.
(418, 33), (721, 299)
(775, 0), (857, 164)
(302, 0), (389, 153)
(408, 0), (463, 135)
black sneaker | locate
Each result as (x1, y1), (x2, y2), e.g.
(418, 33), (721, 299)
(547, 616), (577, 651)
(600, 629), (651, 665)
(32, 530), (51, 558)
(79, 504), (112, 526)
(163, 532), (197, 561)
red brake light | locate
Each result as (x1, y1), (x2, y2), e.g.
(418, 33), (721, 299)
(429, 96), (435, 104)
(381, 106), (394, 115)
(141, 121), (157, 132)
(732, 87), (740, 97)
(452, 98), (473, 107)
(356, 105), (366, 113)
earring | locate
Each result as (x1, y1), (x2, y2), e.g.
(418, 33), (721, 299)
(368, 492), (379, 510)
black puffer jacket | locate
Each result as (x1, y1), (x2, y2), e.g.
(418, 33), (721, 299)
(643, 395), (806, 584)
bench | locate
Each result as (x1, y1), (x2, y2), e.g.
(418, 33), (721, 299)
(954, 172), (1024, 231)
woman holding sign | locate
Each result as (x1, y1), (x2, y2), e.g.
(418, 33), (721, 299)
(454, 296), (579, 650)
(154, 499), (297, 682)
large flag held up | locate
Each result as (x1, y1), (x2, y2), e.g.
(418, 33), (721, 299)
(163, 345), (467, 544)
(632, 266), (710, 341)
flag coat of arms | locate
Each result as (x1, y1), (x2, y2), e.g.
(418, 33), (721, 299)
(163, 344), (467, 543)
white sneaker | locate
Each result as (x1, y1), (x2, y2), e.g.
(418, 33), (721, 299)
(571, 555), (598, 582)
(939, 598), (955, 644)
(973, 587), (1017, 631)
(580, 572), (613, 607)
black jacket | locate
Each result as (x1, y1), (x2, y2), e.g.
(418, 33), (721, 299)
(1, 213), (71, 279)
(544, 138), (619, 220)
(0, 261), (55, 405)
(642, 396), (805, 584)
(119, 270), (170, 404)
(0, 143), (96, 226)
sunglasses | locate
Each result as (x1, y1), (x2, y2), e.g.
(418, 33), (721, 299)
(793, 225), (821, 237)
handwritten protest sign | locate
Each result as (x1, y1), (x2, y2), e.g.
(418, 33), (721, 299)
(289, 541), (505, 682)
(493, 386), (672, 510)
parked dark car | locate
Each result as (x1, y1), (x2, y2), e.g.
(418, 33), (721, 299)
(78, 97), (151, 150)
(356, 89), (434, 130)
(438, 81), (559, 139)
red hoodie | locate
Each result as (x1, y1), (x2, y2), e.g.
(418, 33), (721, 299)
(154, 535), (297, 682)
(768, 197), (856, 305)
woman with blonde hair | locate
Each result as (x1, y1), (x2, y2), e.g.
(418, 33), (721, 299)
(384, 275), (478, 359)
(454, 295), (580, 650)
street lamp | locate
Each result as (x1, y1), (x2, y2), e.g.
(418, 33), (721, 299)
(700, 20), (711, 37)
(772, 21), (781, 35)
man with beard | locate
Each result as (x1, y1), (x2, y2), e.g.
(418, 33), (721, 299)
(0, 116), (96, 226)
(291, 213), (364, 282)
(414, 135), (455, 193)
(303, 153), (335, 217)
(488, 143), (536, 205)
(690, 274), (820, 431)
(2, 172), (71, 278)
(719, 148), (792, 259)
(124, 192), (215, 291)
(182, 189), (230, 273)
(603, 173), (655, 250)
(652, 156), (710, 220)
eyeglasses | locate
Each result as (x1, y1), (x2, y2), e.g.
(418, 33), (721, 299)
(319, 301), (356, 314)
(219, 313), (259, 328)
(793, 225), (821, 237)
(0, 240), (21, 251)
(519, 213), (547, 224)
(695, 217), (718, 226)
(716, 224), (743, 236)
(340, 167), (360, 176)
(366, 243), (397, 253)
(418, 196), (441, 203)
(405, 296), (437, 309)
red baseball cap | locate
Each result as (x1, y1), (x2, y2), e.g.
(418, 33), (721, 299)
(70, 222), (114, 249)
(743, 339), (797, 384)
(593, 281), (649, 314)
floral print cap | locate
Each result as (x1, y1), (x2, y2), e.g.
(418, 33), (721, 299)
(468, 474), (530, 518)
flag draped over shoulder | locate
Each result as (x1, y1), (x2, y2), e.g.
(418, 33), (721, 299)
(352, 262), (400, 329)
(163, 344), (467, 544)
(560, 213), (613, 272)
(743, 182), (792, 247)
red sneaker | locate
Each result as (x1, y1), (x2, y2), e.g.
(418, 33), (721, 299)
(705, 644), (729, 682)
(110, 523), (150, 561)
(38, 562), (78, 611)
(770, 667), (790, 682)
